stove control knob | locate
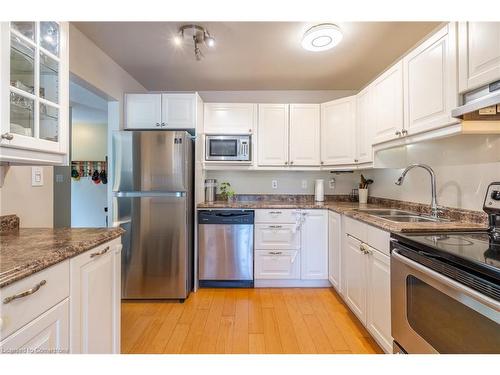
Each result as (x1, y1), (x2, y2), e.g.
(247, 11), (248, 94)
(491, 190), (500, 201)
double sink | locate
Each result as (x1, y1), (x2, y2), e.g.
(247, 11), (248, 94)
(355, 209), (448, 223)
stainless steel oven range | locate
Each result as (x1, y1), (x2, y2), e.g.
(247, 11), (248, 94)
(390, 182), (500, 354)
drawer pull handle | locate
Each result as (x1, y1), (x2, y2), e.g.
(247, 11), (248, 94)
(269, 225), (282, 229)
(3, 280), (47, 304)
(269, 211), (282, 214)
(269, 251), (282, 255)
(90, 246), (110, 258)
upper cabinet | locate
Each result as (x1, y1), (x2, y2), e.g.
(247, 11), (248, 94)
(320, 96), (357, 166)
(403, 23), (458, 135)
(289, 104), (320, 166)
(372, 60), (404, 144)
(257, 104), (289, 166)
(0, 22), (69, 165)
(125, 93), (196, 129)
(203, 103), (256, 134)
(458, 22), (500, 93)
(355, 87), (373, 164)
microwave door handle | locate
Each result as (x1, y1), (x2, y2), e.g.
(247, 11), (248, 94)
(392, 249), (500, 312)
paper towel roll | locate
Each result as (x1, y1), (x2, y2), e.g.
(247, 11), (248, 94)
(315, 179), (324, 202)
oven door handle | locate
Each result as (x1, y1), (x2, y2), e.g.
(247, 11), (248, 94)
(392, 248), (500, 312)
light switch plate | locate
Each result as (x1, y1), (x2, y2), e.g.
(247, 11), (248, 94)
(271, 180), (278, 189)
(31, 167), (43, 187)
(301, 180), (307, 189)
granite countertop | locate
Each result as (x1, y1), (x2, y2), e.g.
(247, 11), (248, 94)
(0, 227), (125, 288)
(197, 199), (488, 234)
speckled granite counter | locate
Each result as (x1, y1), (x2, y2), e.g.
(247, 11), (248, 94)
(197, 196), (488, 234)
(0, 227), (125, 288)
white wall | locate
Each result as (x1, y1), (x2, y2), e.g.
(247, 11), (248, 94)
(71, 122), (107, 161)
(0, 166), (54, 227)
(206, 170), (360, 196)
(365, 135), (500, 211)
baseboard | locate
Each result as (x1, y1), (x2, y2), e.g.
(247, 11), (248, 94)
(254, 279), (331, 288)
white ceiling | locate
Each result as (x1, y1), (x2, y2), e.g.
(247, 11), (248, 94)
(73, 22), (441, 91)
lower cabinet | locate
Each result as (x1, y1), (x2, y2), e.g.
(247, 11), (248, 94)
(301, 210), (328, 279)
(341, 218), (393, 353)
(254, 250), (300, 279)
(328, 211), (342, 291)
(70, 239), (122, 354)
(0, 299), (69, 354)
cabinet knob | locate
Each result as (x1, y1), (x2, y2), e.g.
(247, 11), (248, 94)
(1, 133), (14, 140)
(354, 159), (358, 163)
(290, 161), (294, 165)
(161, 122), (166, 127)
(285, 161), (288, 165)
(395, 130), (401, 136)
(320, 161), (324, 165)
(155, 123), (161, 127)
(401, 129), (408, 136)
(248, 129), (252, 133)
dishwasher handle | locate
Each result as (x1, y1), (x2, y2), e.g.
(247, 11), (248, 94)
(198, 210), (254, 224)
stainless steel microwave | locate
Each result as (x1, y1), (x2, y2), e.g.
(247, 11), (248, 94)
(205, 135), (251, 161)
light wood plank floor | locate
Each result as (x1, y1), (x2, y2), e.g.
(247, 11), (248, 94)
(121, 288), (383, 354)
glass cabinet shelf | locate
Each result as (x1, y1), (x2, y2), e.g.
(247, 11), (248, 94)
(10, 34), (35, 95)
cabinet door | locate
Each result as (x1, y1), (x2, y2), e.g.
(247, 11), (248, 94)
(372, 61), (404, 144)
(257, 104), (289, 166)
(125, 94), (162, 129)
(0, 299), (69, 354)
(320, 96), (356, 165)
(300, 210), (328, 280)
(344, 234), (367, 323)
(459, 22), (500, 92)
(70, 241), (120, 354)
(366, 247), (392, 353)
(328, 211), (342, 290)
(204, 103), (256, 134)
(404, 23), (458, 136)
(356, 87), (373, 164)
(254, 250), (300, 279)
(112, 243), (122, 354)
(161, 93), (195, 129)
(289, 104), (321, 166)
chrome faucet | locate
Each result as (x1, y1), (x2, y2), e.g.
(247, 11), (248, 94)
(395, 164), (440, 218)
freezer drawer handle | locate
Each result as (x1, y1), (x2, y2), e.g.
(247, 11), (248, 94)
(3, 280), (47, 304)
(268, 225), (282, 229)
(90, 246), (110, 258)
(269, 251), (283, 255)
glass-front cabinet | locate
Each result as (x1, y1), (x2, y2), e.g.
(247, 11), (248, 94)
(0, 21), (68, 164)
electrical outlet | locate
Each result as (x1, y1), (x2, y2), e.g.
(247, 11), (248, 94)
(55, 174), (64, 183)
(301, 180), (307, 189)
(329, 178), (336, 189)
(31, 167), (43, 187)
(272, 180), (278, 189)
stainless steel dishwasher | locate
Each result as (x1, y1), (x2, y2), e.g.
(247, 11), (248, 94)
(198, 210), (254, 287)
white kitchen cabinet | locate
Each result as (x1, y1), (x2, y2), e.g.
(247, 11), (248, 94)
(300, 209), (328, 280)
(403, 23), (459, 136)
(161, 93), (196, 129)
(255, 223), (300, 250)
(70, 239), (122, 354)
(372, 60), (404, 144)
(328, 211), (341, 291)
(203, 103), (256, 134)
(355, 87), (373, 164)
(125, 94), (162, 129)
(458, 22), (500, 93)
(254, 250), (300, 279)
(366, 245), (392, 353)
(0, 299), (69, 354)
(289, 104), (321, 166)
(125, 93), (196, 129)
(257, 104), (289, 166)
(320, 96), (357, 166)
(343, 234), (367, 322)
(0, 22), (69, 165)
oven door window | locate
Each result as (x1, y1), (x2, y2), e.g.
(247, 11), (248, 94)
(209, 139), (238, 157)
(406, 275), (500, 353)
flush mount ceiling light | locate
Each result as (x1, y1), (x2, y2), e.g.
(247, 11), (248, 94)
(173, 24), (216, 61)
(301, 24), (343, 52)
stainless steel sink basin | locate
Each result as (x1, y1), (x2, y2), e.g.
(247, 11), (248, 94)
(378, 215), (447, 223)
(356, 209), (449, 223)
(356, 209), (415, 216)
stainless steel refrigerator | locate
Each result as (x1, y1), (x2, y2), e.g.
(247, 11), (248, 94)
(112, 130), (193, 300)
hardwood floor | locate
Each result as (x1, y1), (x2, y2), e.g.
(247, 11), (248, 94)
(121, 288), (383, 354)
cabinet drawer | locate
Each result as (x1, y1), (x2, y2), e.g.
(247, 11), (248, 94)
(255, 224), (300, 250)
(255, 209), (298, 224)
(254, 250), (300, 279)
(344, 216), (367, 241)
(0, 260), (70, 340)
(366, 225), (390, 256)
